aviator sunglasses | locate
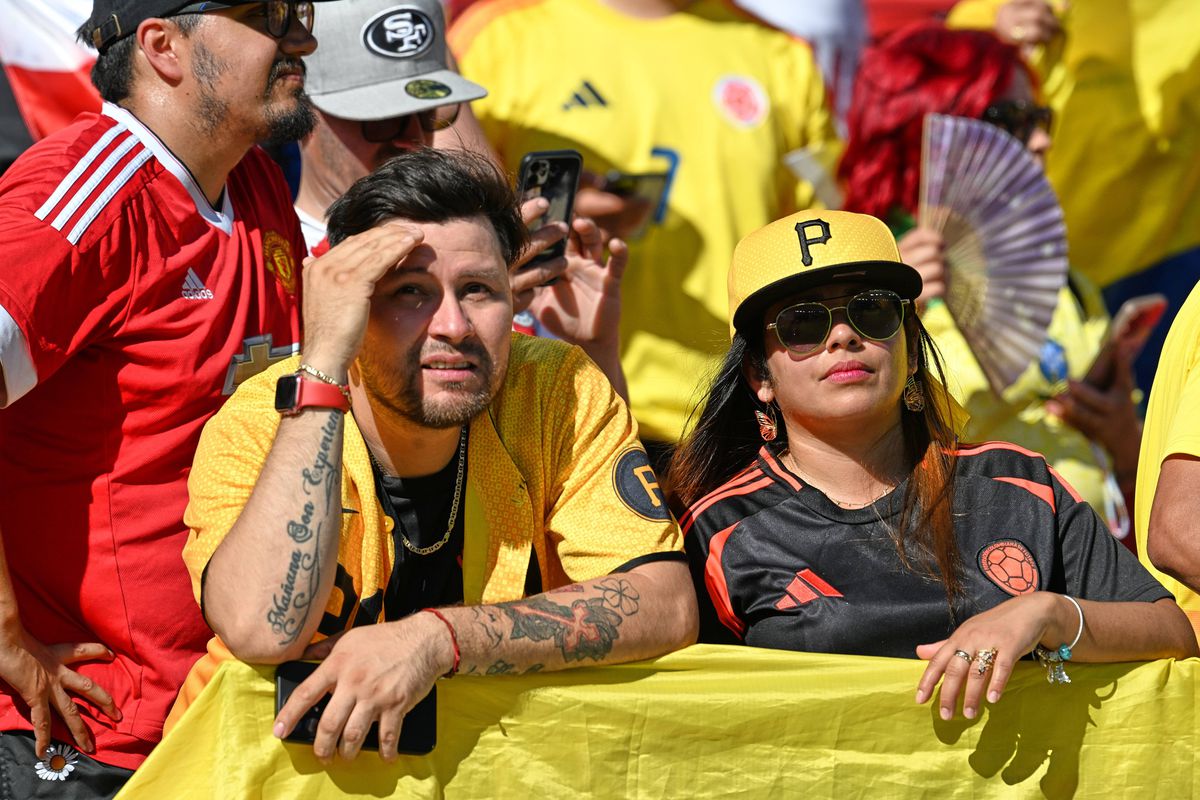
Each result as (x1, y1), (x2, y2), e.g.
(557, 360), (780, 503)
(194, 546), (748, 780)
(175, 1), (315, 38)
(980, 100), (1053, 144)
(767, 289), (910, 355)
(361, 105), (463, 142)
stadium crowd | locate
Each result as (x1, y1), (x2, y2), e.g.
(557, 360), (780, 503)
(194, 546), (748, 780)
(0, 0), (1197, 796)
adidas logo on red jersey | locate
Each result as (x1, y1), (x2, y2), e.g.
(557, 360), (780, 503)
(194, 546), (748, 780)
(182, 268), (214, 300)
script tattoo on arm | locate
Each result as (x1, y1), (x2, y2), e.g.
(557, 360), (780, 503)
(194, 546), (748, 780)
(266, 413), (341, 647)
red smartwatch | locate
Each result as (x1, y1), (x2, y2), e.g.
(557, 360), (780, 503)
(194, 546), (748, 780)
(275, 373), (350, 416)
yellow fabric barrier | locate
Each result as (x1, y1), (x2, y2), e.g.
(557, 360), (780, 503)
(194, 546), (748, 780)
(118, 645), (1198, 798)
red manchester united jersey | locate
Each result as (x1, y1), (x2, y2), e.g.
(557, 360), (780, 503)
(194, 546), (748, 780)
(0, 103), (302, 768)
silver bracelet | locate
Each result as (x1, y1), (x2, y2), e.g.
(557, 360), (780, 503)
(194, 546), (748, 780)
(1033, 595), (1085, 684)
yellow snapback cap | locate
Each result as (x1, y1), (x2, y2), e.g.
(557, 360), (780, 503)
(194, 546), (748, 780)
(728, 210), (922, 338)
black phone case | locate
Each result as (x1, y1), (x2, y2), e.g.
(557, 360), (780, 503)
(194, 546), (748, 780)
(274, 660), (437, 755)
(516, 149), (582, 267)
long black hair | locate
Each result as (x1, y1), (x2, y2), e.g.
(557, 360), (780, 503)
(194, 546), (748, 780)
(666, 312), (965, 598)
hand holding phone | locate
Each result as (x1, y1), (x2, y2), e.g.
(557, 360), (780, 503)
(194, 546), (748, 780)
(274, 660), (437, 758)
(1083, 293), (1168, 388)
(516, 150), (582, 267)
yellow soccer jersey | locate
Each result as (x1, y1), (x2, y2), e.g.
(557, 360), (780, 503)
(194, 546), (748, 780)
(451, 0), (840, 441)
(182, 334), (680, 628)
(1136, 283), (1200, 614)
(924, 276), (1117, 520)
(948, 0), (1200, 286)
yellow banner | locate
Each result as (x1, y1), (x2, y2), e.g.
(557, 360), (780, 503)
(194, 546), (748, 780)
(117, 645), (1199, 798)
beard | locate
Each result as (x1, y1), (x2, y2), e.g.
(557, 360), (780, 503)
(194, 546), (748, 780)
(190, 44), (315, 144)
(261, 58), (316, 145)
(358, 338), (500, 430)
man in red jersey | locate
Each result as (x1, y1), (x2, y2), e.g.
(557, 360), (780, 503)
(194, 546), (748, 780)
(0, 1), (344, 796)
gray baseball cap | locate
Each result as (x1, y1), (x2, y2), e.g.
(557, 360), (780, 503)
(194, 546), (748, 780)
(305, 0), (486, 122)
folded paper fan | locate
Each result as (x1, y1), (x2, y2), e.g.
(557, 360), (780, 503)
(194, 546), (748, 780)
(918, 113), (1069, 394)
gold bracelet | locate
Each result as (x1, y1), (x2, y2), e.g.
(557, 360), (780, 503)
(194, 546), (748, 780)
(297, 362), (351, 405)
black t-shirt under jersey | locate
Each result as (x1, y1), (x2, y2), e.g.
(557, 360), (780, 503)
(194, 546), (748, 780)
(682, 441), (1172, 658)
(372, 453), (467, 620)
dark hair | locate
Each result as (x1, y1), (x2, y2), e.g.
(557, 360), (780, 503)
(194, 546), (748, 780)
(326, 148), (527, 266)
(666, 309), (963, 600)
(839, 23), (1028, 220)
(78, 14), (203, 104)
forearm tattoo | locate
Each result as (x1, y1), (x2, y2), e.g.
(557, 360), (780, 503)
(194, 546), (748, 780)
(267, 413), (340, 646)
(492, 577), (643, 665)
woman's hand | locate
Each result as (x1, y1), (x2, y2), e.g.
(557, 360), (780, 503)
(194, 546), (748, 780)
(897, 226), (947, 309)
(995, 0), (1062, 46)
(914, 592), (1071, 720)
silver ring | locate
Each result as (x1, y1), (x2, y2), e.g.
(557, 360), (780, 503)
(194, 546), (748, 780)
(953, 649), (973, 665)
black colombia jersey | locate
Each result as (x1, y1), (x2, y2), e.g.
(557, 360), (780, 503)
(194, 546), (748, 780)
(682, 442), (1171, 658)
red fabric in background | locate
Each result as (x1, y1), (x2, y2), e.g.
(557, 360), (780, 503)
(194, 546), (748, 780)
(863, 0), (956, 41)
(3, 63), (98, 140)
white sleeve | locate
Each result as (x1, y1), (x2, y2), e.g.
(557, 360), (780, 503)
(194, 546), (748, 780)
(0, 303), (37, 406)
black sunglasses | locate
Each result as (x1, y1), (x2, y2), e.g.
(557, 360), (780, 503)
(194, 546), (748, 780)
(767, 289), (909, 355)
(360, 104), (462, 142)
(981, 100), (1053, 144)
(175, 1), (315, 39)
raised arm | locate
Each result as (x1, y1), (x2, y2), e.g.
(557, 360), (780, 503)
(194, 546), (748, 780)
(199, 224), (425, 663)
(275, 558), (696, 763)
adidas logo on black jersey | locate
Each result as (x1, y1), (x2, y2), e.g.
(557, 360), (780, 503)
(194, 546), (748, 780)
(563, 81), (607, 111)
(774, 569), (843, 610)
(182, 268), (214, 300)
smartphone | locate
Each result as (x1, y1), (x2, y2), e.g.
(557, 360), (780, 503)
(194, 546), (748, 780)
(600, 170), (669, 240)
(516, 149), (582, 266)
(1083, 293), (1168, 387)
(274, 660), (437, 755)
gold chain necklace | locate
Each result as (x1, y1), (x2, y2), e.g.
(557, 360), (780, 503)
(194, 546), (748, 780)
(782, 450), (895, 509)
(369, 427), (467, 556)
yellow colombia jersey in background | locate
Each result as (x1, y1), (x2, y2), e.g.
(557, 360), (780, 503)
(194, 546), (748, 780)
(1136, 283), (1200, 616)
(451, 0), (840, 441)
(948, 0), (1200, 287)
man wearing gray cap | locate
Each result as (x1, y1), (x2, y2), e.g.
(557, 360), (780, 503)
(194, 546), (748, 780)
(294, 0), (487, 253)
(294, 0), (630, 394)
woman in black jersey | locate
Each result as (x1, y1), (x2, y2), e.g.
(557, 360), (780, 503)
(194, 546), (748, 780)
(666, 209), (1196, 722)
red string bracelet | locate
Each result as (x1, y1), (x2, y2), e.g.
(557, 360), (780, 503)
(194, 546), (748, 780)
(422, 607), (460, 678)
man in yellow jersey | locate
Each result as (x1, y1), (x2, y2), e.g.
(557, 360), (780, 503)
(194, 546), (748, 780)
(1137, 280), (1200, 634)
(172, 149), (696, 763)
(450, 0), (840, 461)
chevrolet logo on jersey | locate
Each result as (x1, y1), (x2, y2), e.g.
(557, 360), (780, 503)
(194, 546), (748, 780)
(563, 81), (608, 111)
(223, 334), (299, 395)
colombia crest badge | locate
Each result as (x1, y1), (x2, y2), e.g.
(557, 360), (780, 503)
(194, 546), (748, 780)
(979, 540), (1040, 596)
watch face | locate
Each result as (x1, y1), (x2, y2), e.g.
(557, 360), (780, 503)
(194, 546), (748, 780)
(275, 374), (300, 412)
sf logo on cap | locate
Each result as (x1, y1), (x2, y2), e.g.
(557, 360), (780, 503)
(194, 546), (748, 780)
(363, 7), (435, 59)
(794, 219), (832, 267)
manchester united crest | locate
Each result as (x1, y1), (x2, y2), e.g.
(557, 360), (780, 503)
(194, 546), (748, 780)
(263, 231), (296, 295)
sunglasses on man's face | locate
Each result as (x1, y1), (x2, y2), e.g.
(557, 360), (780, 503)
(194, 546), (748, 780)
(360, 104), (462, 143)
(767, 289), (909, 355)
(175, 1), (315, 39)
(980, 100), (1053, 144)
